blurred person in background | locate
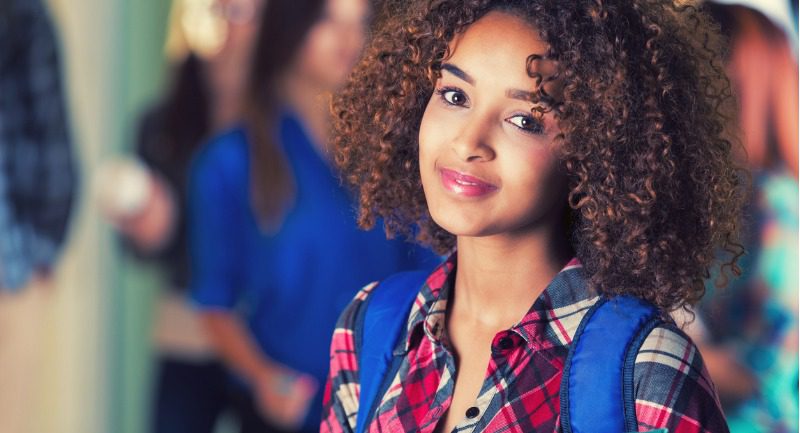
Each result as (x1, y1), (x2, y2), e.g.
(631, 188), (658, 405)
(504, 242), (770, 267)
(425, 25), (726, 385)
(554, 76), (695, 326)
(686, 2), (798, 432)
(0, 0), (77, 431)
(188, 0), (439, 432)
(0, 0), (77, 291)
(101, 0), (263, 432)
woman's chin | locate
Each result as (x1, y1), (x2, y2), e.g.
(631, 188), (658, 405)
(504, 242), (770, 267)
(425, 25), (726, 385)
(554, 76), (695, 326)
(430, 212), (496, 240)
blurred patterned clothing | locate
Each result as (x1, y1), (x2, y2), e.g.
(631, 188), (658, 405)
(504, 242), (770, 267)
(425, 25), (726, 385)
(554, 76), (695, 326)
(0, 0), (77, 290)
(322, 254), (730, 433)
(700, 170), (798, 433)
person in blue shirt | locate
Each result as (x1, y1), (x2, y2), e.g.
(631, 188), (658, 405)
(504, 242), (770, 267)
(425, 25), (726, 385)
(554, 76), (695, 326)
(188, 1), (439, 432)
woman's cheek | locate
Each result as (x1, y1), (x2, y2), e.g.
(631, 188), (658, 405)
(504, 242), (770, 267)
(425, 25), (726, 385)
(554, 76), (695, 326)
(514, 141), (554, 170)
(418, 103), (445, 154)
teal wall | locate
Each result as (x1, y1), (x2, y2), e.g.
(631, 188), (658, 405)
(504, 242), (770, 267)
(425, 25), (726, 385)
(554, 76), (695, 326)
(111, 2), (171, 432)
(39, 0), (171, 432)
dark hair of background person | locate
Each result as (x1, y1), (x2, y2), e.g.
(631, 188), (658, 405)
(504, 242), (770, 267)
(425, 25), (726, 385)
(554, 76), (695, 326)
(134, 54), (211, 288)
(243, 0), (326, 228)
(332, 0), (748, 313)
(157, 54), (212, 167)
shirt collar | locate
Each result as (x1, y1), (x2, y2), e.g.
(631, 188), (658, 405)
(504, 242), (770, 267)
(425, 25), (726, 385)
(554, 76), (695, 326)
(403, 254), (455, 352)
(403, 253), (599, 352)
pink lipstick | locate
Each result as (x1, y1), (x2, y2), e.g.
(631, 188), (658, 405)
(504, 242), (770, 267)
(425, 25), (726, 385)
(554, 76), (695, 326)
(439, 167), (498, 198)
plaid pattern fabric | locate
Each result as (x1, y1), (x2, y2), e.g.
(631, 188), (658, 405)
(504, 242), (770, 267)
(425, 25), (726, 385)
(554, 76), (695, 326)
(0, 0), (76, 290)
(322, 254), (730, 433)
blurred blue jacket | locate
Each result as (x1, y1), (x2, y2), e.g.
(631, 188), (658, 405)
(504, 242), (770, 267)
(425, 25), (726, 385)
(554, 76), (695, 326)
(188, 111), (439, 431)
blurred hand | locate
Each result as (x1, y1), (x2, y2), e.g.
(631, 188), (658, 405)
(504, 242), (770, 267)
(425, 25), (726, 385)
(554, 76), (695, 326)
(99, 170), (176, 252)
(201, 312), (317, 428)
(113, 175), (176, 252)
(253, 363), (318, 429)
(96, 158), (177, 251)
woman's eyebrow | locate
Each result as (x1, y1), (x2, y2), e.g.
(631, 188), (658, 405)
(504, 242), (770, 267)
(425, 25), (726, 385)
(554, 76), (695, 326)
(506, 89), (537, 102)
(441, 63), (474, 85)
(442, 63), (539, 102)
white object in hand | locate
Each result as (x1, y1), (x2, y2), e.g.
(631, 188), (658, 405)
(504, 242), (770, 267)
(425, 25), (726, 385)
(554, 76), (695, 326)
(95, 157), (153, 219)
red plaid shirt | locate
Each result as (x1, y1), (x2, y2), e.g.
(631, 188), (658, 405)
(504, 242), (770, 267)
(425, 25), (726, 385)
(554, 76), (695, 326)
(321, 254), (729, 433)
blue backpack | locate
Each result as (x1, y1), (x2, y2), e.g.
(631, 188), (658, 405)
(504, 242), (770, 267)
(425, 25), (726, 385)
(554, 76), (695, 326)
(353, 271), (667, 433)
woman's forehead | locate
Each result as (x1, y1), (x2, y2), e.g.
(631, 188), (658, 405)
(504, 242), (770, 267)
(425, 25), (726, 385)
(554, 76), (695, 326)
(444, 11), (561, 98)
(448, 11), (545, 60)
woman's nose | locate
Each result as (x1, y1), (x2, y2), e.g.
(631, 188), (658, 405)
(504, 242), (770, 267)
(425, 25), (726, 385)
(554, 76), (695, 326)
(450, 116), (495, 162)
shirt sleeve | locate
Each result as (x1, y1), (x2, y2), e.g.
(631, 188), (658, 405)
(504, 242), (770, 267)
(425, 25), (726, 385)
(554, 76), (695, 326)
(633, 324), (730, 433)
(321, 281), (379, 433)
(0, 0), (76, 289)
(188, 142), (245, 309)
(24, 0), (77, 260)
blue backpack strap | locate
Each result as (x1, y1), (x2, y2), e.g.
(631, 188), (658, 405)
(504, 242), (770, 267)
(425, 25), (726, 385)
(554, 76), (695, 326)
(355, 271), (428, 433)
(560, 295), (663, 433)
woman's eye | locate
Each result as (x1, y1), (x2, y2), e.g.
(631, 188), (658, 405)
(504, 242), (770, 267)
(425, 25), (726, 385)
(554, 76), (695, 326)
(507, 114), (544, 134)
(437, 88), (469, 107)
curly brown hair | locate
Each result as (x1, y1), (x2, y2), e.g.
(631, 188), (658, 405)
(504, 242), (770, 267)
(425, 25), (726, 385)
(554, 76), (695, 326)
(332, 0), (746, 312)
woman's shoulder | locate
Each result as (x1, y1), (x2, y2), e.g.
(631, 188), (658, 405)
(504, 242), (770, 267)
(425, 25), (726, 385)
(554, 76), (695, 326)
(632, 321), (729, 432)
(193, 126), (250, 176)
(332, 281), (380, 338)
(334, 268), (433, 335)
(633, 322), (708, 387)
(325, 280), (380, 429)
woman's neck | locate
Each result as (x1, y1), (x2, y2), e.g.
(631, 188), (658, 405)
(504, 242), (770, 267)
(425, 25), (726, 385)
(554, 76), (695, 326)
(280, 72), (332, 156)
(452, 225), (573, 331)
(206, 54), (247, 130)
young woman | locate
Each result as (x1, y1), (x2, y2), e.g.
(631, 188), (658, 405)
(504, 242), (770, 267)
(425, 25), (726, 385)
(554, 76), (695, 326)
(322, 1), (745, 432)
(104, 1), (263, 431)
(188, 0), (439, 432)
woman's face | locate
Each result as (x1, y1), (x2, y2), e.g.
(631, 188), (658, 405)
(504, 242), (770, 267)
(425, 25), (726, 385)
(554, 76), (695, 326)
(418, 11), (567, 240)
(216, 0), (263, 59)
(294, 0), (369, 90)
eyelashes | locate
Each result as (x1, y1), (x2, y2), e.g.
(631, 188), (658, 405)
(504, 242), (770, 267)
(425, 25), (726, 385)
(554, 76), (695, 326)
(434, 86), (545, 135)
(435, 86), (469, 107)
(506, 113), (545, 135)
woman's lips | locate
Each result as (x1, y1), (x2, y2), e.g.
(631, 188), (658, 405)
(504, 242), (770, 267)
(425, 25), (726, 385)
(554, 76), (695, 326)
(439, 167), (498, 197)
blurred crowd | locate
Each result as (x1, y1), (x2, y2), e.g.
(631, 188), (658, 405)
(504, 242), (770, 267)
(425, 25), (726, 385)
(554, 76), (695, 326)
(0, 0), (796, 432)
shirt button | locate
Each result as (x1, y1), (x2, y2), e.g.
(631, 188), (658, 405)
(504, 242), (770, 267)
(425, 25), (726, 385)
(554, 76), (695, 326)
(465, 406), (480, 419)
(498, 337), (514, 350)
